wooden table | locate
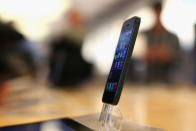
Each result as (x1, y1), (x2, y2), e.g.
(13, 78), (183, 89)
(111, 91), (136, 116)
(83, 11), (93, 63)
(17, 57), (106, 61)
(0, 77), (196, 131)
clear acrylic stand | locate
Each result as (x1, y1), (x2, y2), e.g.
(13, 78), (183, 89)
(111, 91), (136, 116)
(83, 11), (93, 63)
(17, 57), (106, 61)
(72, 105), (163, 131)
(99, 103), (123, 131)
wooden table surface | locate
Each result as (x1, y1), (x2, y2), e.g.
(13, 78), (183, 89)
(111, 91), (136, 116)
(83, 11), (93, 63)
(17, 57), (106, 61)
(0, 77), (196, 131)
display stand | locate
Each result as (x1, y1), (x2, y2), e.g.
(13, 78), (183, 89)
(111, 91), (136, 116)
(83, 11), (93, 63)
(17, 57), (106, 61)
(72, 108), (164, 131)
(99, 103), (122, 131)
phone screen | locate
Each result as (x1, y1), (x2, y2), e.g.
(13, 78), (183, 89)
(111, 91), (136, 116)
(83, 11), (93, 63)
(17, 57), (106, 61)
(0, 118), (93, 131)
(102, 17), (140, 105)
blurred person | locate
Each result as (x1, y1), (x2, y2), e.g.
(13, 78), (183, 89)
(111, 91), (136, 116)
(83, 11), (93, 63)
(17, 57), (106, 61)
(192, 24), (196, 84)
(143, 1), (181, 83)
(0, 20), (38, 103)
(48, 9), (92, 86)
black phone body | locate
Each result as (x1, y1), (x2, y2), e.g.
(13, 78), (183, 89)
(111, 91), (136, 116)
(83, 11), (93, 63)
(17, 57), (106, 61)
(0, 118), (93, 131)
(102, 16), (141, 105)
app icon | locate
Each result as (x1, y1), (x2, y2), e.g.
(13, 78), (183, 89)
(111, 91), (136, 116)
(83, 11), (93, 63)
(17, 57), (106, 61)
(114, 54), (118, 59)
(115, 62), (118, 69)
(110, 83), (114, 91)
(118, 53), (121, 59)
(113, 83), (117, 91)
(117, 61), (121, 69)
(120, 62), (123, 68)
(122, 51), (126, 59)
(106, 83), (110, 91)
(113, 62), (117, 69)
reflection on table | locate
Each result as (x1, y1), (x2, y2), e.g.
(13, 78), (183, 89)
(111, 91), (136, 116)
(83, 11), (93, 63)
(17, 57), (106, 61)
(0, 77), (196, 131)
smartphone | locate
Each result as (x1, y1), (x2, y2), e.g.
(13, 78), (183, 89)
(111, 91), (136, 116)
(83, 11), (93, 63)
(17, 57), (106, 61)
(0, 118), (93, 131)
(102, 16), (140, 105)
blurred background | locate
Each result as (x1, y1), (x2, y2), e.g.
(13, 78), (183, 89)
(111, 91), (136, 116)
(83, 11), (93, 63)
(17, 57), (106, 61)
(0, 0), (196, 131)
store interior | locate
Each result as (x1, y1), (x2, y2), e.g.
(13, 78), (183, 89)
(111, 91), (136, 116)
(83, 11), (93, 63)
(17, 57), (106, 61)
(0, 0), (196, 130)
